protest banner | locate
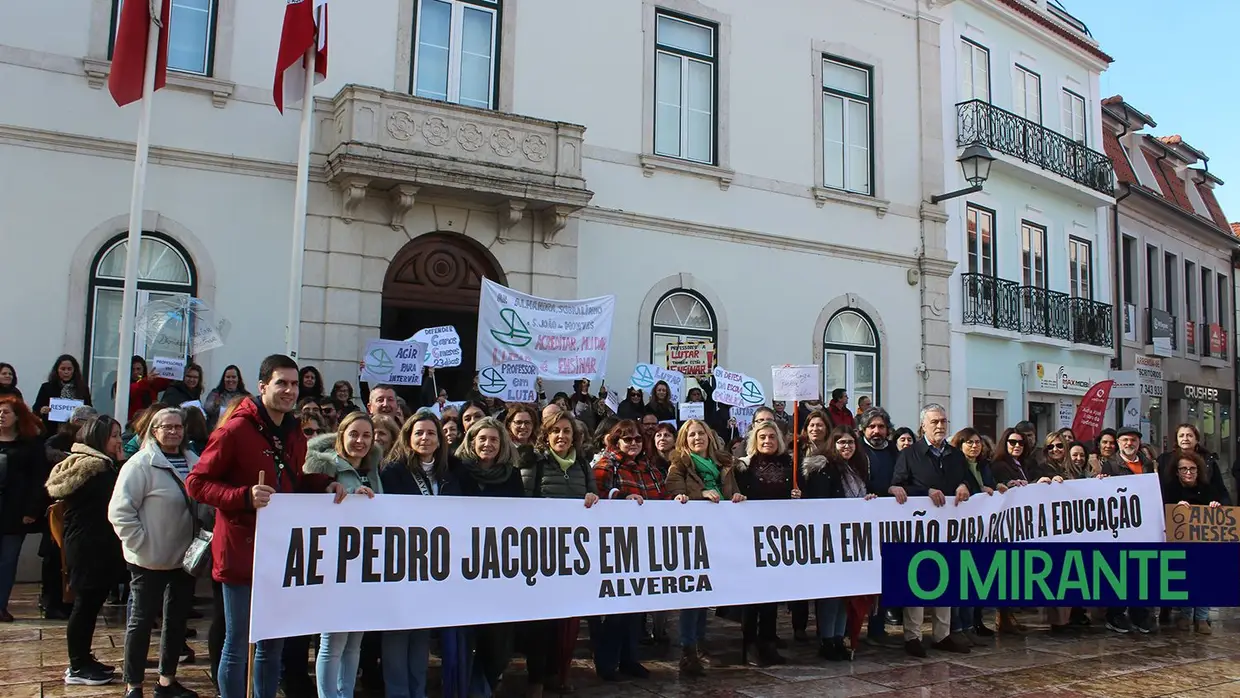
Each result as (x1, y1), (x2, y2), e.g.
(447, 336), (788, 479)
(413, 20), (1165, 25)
(180, 400), (204, 414)
(712, 367), (765, 407)
(629, 364), (685, 403)
(604, 390), (620, 414)
(477, 279), (615, 380)
(477, 362), (539, 403)
(731, 405), (760, 434)
(1070, 380), (1113, 444)
(48, 398), (84, 423)
(665, 343), (714, 376)
(151, 356), (186, 379)
(361, 339), (427, 386)
(678, 402), (705, 421)
(410, 326), (463, 368)
(772, 365), (819, 402)
(1165, 503), (1240, 542)
(250, 475), (1165, 641)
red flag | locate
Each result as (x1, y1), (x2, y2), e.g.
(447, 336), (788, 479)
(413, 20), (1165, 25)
(274, 0), (329, 113)
(108, 0), (171, 107)
(1071, 380), (1114, 444)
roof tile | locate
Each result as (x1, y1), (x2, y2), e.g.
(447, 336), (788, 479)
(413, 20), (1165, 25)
(1231, 222), (1240, 238)
(1198, 184), (1230, 229)
(1103, 130), (1137, 187)
(1102, 95), (1123, 106)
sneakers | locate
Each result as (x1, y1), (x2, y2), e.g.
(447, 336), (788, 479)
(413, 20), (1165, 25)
(154, 681), (200, 698)
(64, 666), (115, 686)
(1106, 615), (1133, 634)
(87, 654), (116, 675)
(1133, 616), (1156, 634)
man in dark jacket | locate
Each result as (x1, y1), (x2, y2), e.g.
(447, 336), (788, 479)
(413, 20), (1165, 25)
(858, 407), (900, 644)
(187, 355), (344, 698)
(889, 403), (972, 658)
(1097, 427), (1156, 635)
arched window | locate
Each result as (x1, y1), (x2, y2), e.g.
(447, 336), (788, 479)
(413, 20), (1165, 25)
(823, 310), (879, 406)
(85, 233), (196, 416)
(650, 290), (717, 368)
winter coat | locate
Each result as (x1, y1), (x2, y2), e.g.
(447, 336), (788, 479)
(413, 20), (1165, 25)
(826, 404), (856, 429)
(892, 438), (970, 497)
(521, 448), (594, 499)
(800, 455), (874, 500)
(302, 433), (385, 494)
(45, 444), (124, 592)
(108, 442), (205, 570)
(1158, 447), (1224, 488)
(665, 450), (738, 500)
(442, 458), (525, 497)
(962, 457), (998, 494)
(0, 437), (48, 534)
(646, 401), (676, 423)
(617, 400), (646, 421)
(862, 441), (899, 497)
(380, 458), (446, 497)
(185, 397), (330, 585)
(126, 376), (173, 421)
(1094, 450), (1155, 478)
(991, 456), (1052, 485)
(1161, 472), (1231, 507)
(162, 381), (202, 408)
(733, 453), (794, 501)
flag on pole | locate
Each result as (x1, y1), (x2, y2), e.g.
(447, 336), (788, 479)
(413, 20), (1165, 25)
(109, 0), (171, 107)
(274, 0), (329, 113)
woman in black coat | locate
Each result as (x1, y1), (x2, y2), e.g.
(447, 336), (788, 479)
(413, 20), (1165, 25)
(32, 355), (92, 433)
(0, 397), (49, 622)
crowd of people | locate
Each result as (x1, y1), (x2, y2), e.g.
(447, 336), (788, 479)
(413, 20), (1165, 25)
(0, 353), (1232, 698)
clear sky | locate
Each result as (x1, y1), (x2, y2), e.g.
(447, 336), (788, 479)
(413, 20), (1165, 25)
(1063, 0), (1239, 223)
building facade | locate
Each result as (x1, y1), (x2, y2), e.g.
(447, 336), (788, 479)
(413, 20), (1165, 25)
(0, 0), (956, 428)
(1101, 96), (1236, 463)
(940, 0), (1116, 440)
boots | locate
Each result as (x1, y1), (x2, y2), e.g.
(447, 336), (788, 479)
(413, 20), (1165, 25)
(680, 645), (705, 676)
(835, 638), (854, 662)
(755, 641), (786, 667)
(999, 610), (1027, 634)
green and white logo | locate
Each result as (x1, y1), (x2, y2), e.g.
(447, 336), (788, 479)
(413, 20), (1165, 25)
(366, 347), (395, 376)
(478, 366), (507, 396)
(490, 308), (532, 347)
(740, 380), (765, 406)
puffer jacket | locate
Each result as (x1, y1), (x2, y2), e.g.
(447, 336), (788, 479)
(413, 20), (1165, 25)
(665, 450), (738, 500)
(108, 442), (206, 570)
(46, 444), (125, 591)
(800, 454), (845, 500)
(521, 448), (594, 499)
(302, 433), (385, 494)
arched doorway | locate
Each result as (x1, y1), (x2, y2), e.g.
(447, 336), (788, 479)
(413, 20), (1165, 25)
(382, 232), (506, 399)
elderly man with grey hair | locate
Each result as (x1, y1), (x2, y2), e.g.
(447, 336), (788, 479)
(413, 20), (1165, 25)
(889, 403), (973, 657)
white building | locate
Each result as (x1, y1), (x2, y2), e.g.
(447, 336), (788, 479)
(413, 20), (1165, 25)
(0, 0), (956, 428)
(939, 0), (1116, 439)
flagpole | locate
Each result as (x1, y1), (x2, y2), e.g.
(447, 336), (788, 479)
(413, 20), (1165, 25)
(113, 16), (162, 424)
(285, 46), (317, 360)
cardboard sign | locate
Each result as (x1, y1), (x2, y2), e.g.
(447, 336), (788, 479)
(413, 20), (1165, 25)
(678, 402), (705, 421)
(410, 326), (463, 368)
(361, 340), (427, 386)
(48, 398), (85, 423)
(712, 367), (765, 407)
(629, 364), (685, 403)
(1165, 503), (1239, 542)
(477, 362), (539, 403)
(771, 365), (819, 402)
(665, 342), (714, 376)
(604, 390), (620, 415)
(731, 405), (760, 434)
(151, 356), (186, 380)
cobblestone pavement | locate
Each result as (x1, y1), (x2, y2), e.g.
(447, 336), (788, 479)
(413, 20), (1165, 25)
(4, 585), (1240, 698)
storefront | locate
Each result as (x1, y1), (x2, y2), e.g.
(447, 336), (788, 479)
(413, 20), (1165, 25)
(1166, 381), (1232, 466)
(1022, 361), (1110, 440)
(1110, 354), (1166, 449)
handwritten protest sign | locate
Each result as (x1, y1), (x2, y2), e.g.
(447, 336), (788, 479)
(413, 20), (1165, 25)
(731, 405), (760, 434)
(151, 356), (186, 380)
(477, 279), (614, 379)
(678, 402), (705, 421)
(629, 364), (685, 402)
(361, 340), (427, 386)
(410, 326), (462, 368)
(604, 390), (620, 415)
(665, 342), (714, 376)
(1165, 503), (1240, 542)
(712, 367), (765, 407)
(771, 365), (819, 402)
(48, 398), (85, 423)
(477, 362), (539, 403)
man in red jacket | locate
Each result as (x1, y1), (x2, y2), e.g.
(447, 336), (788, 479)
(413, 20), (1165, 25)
(827, 388), (856, 429)
(186, 354), (346, 698)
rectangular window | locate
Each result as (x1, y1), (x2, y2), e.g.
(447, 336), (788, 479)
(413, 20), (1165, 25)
(1185, 260), (1196, 322)
(960, 39), (990, 102)
(1164, 252), (1178, 318)
(412, 0), (498, 109)
(113, 0), (216, 76)
(654, 12), (716, 164)
(1021, 222), (1047, 289)
(1202, 268), (1213, 324)
(1062, 89), (1086, 143)
(966, 204), (996, 276)
(1146, 244), (1159, 311)
(821, 57), (872, 195)
(1219, 274), (1229, 329)
(1068, 237), (1092, 299)
(1122, 235), (1136, 305)
(1013, 65), (1042, 123)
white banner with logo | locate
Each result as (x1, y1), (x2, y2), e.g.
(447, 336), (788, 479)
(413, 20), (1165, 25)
(712, 367), (766, 407)
(250, 475), (1165, 641)
(477, 279), (615, 380)
(361, 340), (427, 386)
(477, 362), (539, 403)
(629, 364), (685, 403)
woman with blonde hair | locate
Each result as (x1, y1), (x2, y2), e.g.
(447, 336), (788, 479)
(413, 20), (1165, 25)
(371, 414), (401, 457)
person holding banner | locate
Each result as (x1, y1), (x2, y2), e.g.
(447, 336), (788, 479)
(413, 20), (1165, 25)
(667, 419), (743, 676)
(120, 356), (174, 423)
(788, 410), (834, 642)
(33, 354), (93, 433)
(1161, 451), (1228, 635)
(949, 429), (1001, 642)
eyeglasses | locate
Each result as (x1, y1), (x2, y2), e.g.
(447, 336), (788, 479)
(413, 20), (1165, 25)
(964, 439), (983, 446)
(835, 439), (856, 447)
(1177, 466), (1198, 473)
(1047, 443), (1065, 451)
(156, 425), (184, 432)
(303, 428), (323, 437)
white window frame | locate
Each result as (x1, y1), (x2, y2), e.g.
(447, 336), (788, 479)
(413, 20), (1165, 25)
(960, 38), (990, 102)
(652, 11), (717, 164)
(822, 311), (880, 406)
(1186, 179), (1212, 218)
(1014, 64), (1042, 123)
(1021, 221), (1047, 289)
(1068, 236), (1092, 299)
(112, 0), (217, 76)
(1062, 88), (1086, 143)
(411, 0), (499, 109)
(820, 56), (873, 196)
(966, 203), (996, 277)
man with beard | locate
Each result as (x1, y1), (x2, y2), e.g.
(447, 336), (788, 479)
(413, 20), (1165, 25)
(1096, 427), (1156, 635)
(858, 407), (901, 645)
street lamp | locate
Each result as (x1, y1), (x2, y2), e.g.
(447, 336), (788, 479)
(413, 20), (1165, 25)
(930, 144), (995, 204)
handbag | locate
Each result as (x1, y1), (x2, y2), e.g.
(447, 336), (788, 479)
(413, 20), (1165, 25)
(167, 467), (214, 577)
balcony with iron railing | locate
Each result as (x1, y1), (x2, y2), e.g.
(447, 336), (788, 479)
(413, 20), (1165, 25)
(960, 273), (1113, 348)
(956, 100), (1115, 196)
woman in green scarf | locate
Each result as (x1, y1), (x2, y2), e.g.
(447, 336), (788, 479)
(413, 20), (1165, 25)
(666, 419), (745, 676)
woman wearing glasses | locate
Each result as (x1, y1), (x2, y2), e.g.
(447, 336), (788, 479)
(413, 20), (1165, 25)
(1041, 433), (1075, 482)
(949, 428), (1001, 642)
(1161, 451), (1228, 634)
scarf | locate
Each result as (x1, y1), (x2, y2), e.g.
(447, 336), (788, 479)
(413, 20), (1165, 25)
(551, 449), (576, 473)
(965, 457), (982, 489)
(464, 458), (514, 486)
(690, 452), (721, 494)
(59, 381), (76, 399)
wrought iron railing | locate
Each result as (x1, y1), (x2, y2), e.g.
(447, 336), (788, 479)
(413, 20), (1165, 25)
(961, 273), (1020, 331)
(956, 100), (1115, 196)
(1068, 297), (1113, 348)
(1019, 286), (1071, 340)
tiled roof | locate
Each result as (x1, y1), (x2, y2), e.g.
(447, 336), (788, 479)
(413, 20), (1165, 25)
(1231, 223), (1240, 238)
(1158, 135), (1183, 146)
(1150, 152), (1195, 210)
(1102, 95), (1123, 106)
(1198, 184), (1230, 229)
(995, 0), (1114, 63)
(1102, 129), (1137, 186)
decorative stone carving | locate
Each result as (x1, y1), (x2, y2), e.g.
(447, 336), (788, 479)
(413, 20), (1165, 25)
(387, 111), (416, 141)
(523, 134), (549, 162)
(458, 123), (485, 151)
(388, 185), (419, 231)
(422, 116), (451, 146)
(539, 205), (572, 248)
(491, 128), (518, 157)
(340, 176), (371, 223)
(496, 200), (528, 244)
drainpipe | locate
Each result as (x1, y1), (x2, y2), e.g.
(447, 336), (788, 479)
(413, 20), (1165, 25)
(1111, 118), (1131, 427)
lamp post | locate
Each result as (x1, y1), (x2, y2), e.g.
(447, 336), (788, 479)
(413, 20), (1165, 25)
(930, 144), (995, 204)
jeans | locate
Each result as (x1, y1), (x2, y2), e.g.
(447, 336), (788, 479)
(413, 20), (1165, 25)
(593, 615), (639, 677)
(1179, 607), (1211, 622)
(210, 581), (225, 688)
(678, 608), (709, 646)
(316, 631), (364, 698)
(67, 586), (110, 670)
(381, 630), (430, 698)
(950, 607), (983, 633)
(0, 533), (24, 611)
(123, 565), (194, 685)
(220, 583), (285, 698)
(815, 598), (848, 640)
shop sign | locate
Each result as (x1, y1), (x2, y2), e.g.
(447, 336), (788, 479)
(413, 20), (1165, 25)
(1168, 381), (1232, 404)
(1023, 362), (1108, 397)
(1134, 355), (1164, 398)
(1149, 309), (1174, 357)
